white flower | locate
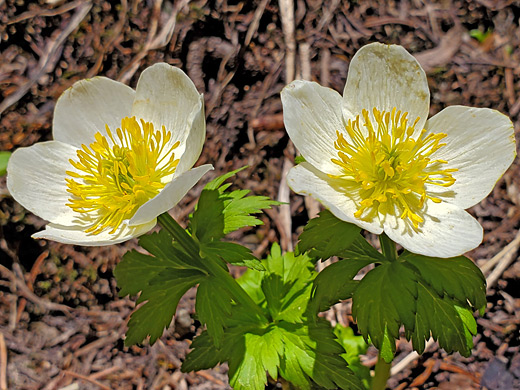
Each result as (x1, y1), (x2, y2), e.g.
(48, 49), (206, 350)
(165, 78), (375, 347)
(7, 63), (213, 246)
(282, 43), (516, 258)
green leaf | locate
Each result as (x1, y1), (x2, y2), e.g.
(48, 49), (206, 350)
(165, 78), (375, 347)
(407, 283), (477, 356)
(204, 166), (248, 191)
(0, 151), (10, 176)
(297, 210), (361, 260)
(195, 277), (234, 348)
(190, 169), (279, 243)
(352, 252), (485, 360)
(114, 230), (205, 345)
(309, 235), (384, 313)
(222, 189), (280, 234)
(334, 324), (371, 388)
(181, 330), (225, 372)
(201, 241), (265, 271)
(261, 243), (315, 322)
(279, 321), (365, 390)
(238, 243), (316, 322)
(352, 262), (418, 360)
(185, 245), (364, 389)
(184, 321), (364, 390)
(184, 326), (283, 390)
(400, 252), (486, 310)
(294, 155), (306, 164)
(190, 189), (225, 242)
(311, 258), (372, 313)
(126, 268), (203, 345)
(236, 267), (265, 305)
(338, 235), (386, 263)
(115, 231), (204, 297)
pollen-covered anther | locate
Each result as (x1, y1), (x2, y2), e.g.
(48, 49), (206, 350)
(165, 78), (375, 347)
(65, 116), (180, 235)
(330, 107), (457, 229)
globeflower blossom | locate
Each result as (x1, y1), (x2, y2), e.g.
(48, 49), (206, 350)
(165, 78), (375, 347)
(7, 63), (212, 245)
(282, 42), (516, 258)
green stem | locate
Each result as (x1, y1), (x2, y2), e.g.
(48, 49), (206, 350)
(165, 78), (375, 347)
(157, 213), (267, 322)
(157, 213), (199, 255)
(370, 352), (391, 390)
(379, 233), (397, 262)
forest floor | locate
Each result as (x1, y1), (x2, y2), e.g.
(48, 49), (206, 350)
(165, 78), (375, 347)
(0, 0), (519, 389)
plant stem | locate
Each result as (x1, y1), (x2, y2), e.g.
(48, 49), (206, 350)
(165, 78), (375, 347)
(371, 352), (391, 390)
(157, 213), (267, 322)
(379, 233), (397, 262)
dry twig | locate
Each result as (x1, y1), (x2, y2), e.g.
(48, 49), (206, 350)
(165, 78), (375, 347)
(0, 1), (92, 116)
(0, 333), (7, 390)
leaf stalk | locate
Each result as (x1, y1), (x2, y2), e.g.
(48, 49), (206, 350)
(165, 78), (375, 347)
(157, 213), (268, 322)
(379, 233), (397, 262)
(371, 352), (391, 390)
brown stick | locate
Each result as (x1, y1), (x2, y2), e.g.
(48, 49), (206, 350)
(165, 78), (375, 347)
(62, 370), (111, 390)
(0, 333), (7, 390)
(0, 2), (92, 115)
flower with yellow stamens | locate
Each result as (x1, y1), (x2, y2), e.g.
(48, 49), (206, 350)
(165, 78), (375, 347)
(7, 63), (212, 245)
(282, 42), (516, 258)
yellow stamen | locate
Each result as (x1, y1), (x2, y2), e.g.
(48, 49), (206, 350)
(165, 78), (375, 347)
(330, 107), (457, 229)
(66, 116), (180, 235)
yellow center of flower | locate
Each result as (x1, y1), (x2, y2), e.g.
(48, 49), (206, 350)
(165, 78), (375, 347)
(330, 107), (457, 229)
(65, 116), (180, 235)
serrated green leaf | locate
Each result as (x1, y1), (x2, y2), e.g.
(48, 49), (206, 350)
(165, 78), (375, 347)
(185, 320), (363, 390)
(352, 262), (418, 359)
(236, 268), (265, 305)
(125, 269), (203, 345)
(195, 277), (234, 348)
(201, 241), (265, 271)
(311, 258), (372, 313)
(379, 326), (396, 363)
(0, 151), (10, 176)
(338, 235), (386, 263)
(228, 328), (282, 390)
(407, 282), (477, 356)
(222, 190), (280, 234)
(352, 253), (483, 360)
(204, 166), (248, 191)
(115, 231), (204, 297)
(400, 252), (486, 310)
(334, 324), (371, 388)
(115, 230), (206, 346)
(279, 321), (365, 390)
(181, 330), (224, 372)
(184, 326), (282, 390)
(261, 243), (315, 322)
(455, 305), (477, 335)
(190, 170), (279, 243)
(190, 189), (225, 242)
(186, 245), (363, 389)
(297, 210), (361, 260)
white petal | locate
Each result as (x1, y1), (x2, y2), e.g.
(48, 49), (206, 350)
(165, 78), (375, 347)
(175, 93), (206, 174)
(131, 63), (204, 166)
(7, 141), (80, 225)
(343, 42), (430, 130)
(287, 162), (383, 234)
(281, 81), (348, 175)
(53, 77), (135, 147)
(32, 219), (157, 246)
(426, 106), (516, 209)
(383, 201), (483, 258)
(129, 164), (213, 225)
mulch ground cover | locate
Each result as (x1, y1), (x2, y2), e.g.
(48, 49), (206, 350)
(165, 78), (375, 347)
(0, 0), (519, 389)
